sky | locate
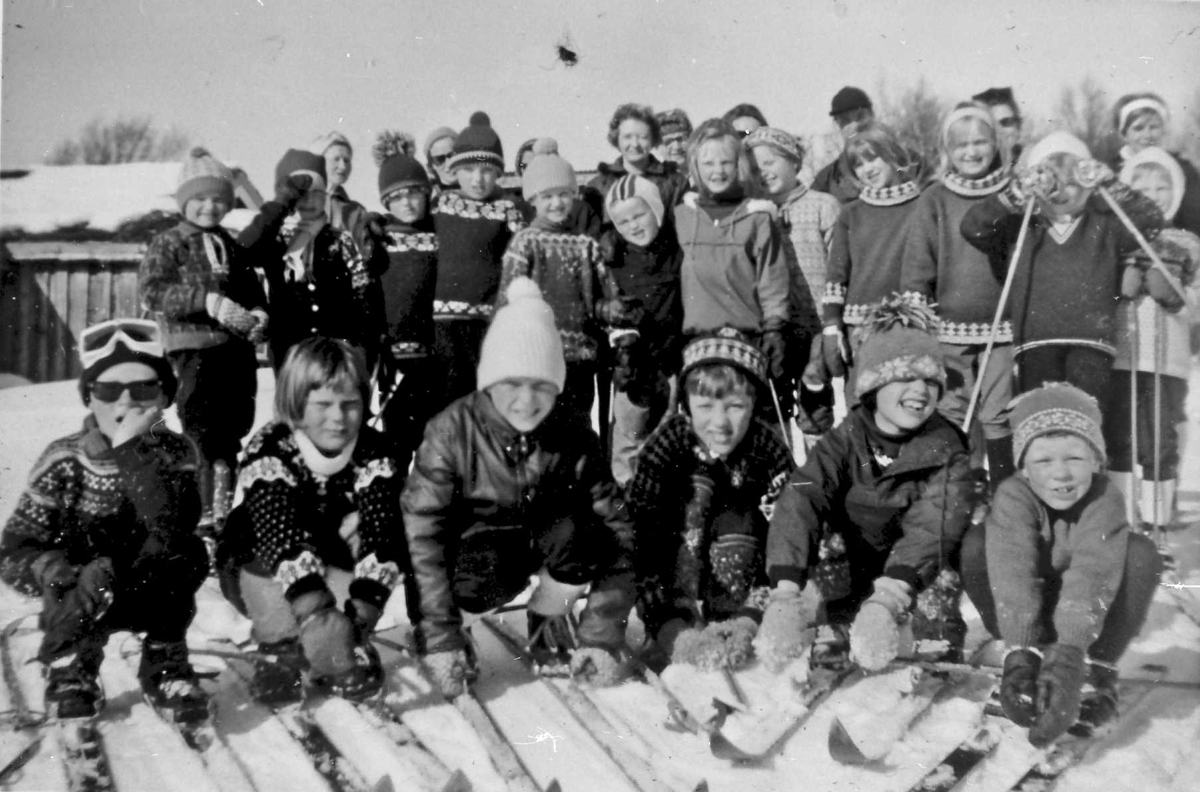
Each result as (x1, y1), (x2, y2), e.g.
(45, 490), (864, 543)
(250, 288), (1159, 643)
(2, 0), (1199, 211)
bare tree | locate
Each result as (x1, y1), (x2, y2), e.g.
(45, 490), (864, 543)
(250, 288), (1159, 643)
(1049, 75), (1117, 162)
(874, 76), (949, 177)
(45, 116), (190, 165)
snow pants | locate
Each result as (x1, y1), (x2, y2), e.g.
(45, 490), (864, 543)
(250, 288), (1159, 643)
(1105, 371), (1187, 480)
(1015, 344), (1112, 406)
(169, 341), (258, 471)
(377, 356), (441, 474)
(431, 318), (487, 414)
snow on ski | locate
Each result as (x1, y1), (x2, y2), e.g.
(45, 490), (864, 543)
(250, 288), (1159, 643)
(827, 665), (958, 765)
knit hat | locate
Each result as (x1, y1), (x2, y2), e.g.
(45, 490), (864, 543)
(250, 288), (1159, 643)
(1120, 145), (1186, 220)
(680, 327), (767, 393)
(744, 127), (805, 165)
(829, 86), (872, 117)
(477, 277), (566, 392)
(275, 148), (328, 192)
(1113, 94), (1170, 135)
(378, 153), (430, 203)
(175, 147), (234, 211)
(605, 174), (665, 227)
(657, 108), (694, 138)
(78, 319), (178, 406)
(423, 126), (458, 161)
(1009, 382), (1105, 466)
(521, 138), (577, 201)
(1021, 131), (1091, 169)
(852, 296), (946, 398)
(309, 131), (352, 156)
(448, 111), (504, 172)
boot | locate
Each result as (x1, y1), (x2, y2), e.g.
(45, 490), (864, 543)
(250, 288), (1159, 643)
(1078, 660), (1119, 730)
(984, 437), (1015, 496)
(526, 612), (576, 675)
(1139, 478), (1176, 531)
(44, 645), (105, 720)
(249, 638), (306, 706)
(911, 569), (967, 663)
(310, 642), (385, 702)
(1108, 471), (1136, 525)
(139, 639), (210, 724)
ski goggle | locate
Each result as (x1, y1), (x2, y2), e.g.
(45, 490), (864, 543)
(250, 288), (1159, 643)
(89, 379), (163, 403)
(79, 319), (164, 369)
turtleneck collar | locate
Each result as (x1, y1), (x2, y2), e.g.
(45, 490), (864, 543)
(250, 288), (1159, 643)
(860, 179), (920, 207)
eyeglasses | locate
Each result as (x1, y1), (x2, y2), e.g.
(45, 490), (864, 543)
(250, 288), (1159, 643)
(431, 153), (454, 166)
(79, 319), (163, 369)
(89, 379), (163, 403)
(736, 128), (753, 138)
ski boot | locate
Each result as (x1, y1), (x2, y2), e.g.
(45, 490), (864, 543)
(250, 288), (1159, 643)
(1077, 660), (1120, 732)
(249, 637), (306, 706)
(527, 612), (576, 677)
(139, 639), (211, 726)
(811, 622), (852, 669)
(310, 642), (385, 702)
(44, 649), (105, 720)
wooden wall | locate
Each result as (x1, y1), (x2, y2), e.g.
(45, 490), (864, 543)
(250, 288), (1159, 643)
(0, 242), (145, 383)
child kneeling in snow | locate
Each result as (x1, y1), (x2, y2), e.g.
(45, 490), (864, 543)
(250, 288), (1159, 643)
(218, 337), (409, 704)
(402, 278), (636, 697)
(0, 320), (211, 724)
(626, 328), (793, 670)
(959, 383), (1161, 746)
(757, 299), (974, 671)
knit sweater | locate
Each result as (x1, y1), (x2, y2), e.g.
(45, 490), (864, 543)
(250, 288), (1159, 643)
(901, 171), (1013, 344)
(675, 199), (790, 333)
(985, 473), (1129, 649)
(960, 183), (1164, 355)
(777, 185), (840, 335)
(496, 225), (610, 361)
(379, 215), (439, 360)
(0, 417), (201, 597)
(138, 221), (265, 351)
(823, 182), (923, 326)
(226, 421), (406, 608)
(432, 191), (526, 319)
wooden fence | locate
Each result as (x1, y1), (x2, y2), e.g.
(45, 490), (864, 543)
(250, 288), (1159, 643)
(0, 241), (145, 383)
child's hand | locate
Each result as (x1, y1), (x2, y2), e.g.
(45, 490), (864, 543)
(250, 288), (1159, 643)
(274, 173), (313, 209)
(1071, 159), (1114, 190)
(109, 403), (164, 448)
(1016, 163), (1058, 201)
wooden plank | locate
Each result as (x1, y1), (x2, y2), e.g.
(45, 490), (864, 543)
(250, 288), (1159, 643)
(4, 241), (145, 262)
(65, 265), (91, 380)
(47, 266), (71, 381)
(15, 263), (36, 379)
(113, 266), (141, 319)
(33, 268), (51, 383)
(87, 261), (114, 327)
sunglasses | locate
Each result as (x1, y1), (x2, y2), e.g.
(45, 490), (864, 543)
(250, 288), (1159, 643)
(995, 117), (1020, 129)
(430, 152), (455, 166)
(79, 319), (163, 369)
(89, 379), (163, 403)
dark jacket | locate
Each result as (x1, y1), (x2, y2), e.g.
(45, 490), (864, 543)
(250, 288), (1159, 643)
(401, 391), (631, 653)
(588, 157), (688, 216)
(766, 407), (973, 594)
(811, 154), (863, 204)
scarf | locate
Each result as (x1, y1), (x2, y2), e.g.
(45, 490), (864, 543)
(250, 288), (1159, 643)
(292, 428), (356, 480)
(282, 214), (330, 284)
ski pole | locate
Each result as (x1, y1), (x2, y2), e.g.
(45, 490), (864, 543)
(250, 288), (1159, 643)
(1098, 186), (1187, 303)
(963, 199), (1035, 431)
(1152, 306), (1165, 548)
(1128, 305), (1140, 527)
(768, 379), (795, 457)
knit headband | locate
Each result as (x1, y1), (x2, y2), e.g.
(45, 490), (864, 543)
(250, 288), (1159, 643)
(1118, 98), (1169, 134)
(941, 106), (996, 147)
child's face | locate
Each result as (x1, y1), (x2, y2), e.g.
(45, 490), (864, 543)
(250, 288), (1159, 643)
(488, 377), (558, 433)
(617, 119), (654, 170)
(697, 139), (739, 196)
(428, 137), (457, 185)
(751, 146), (800, 197)
(1021, 434), (1099, 511)
(297, 186), (327, 220)
(1038, 154), (1089, 220)
(324, 144), (353, 189)
(184, 191), (231, 229)
(299, 382), (363, 455)
(660, 132), (689, 167)
(853, 148), (898, 190)
(687, 391), (754, 459)
(1123, 111), (1165, 154)
(872, 379), (939, 435)
(532, 188), (576, 225)
(387, 188), (429, 224)
(609, 196), (660, 246)
(455, 163), (499, 201)
(90, 362), (165, 442)
(1130, 168), (1174, 217)
(947, 119), (997, 179)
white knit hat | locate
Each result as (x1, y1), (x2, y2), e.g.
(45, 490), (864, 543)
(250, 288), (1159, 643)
(1120, 146), (1186, 221)
(477, 277), (566, 392)
(1021, 131), (1091, 169)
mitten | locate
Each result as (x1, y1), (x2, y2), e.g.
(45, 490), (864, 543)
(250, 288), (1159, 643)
(1118, 264), (1145, 300)
(795, 378), (835, 435)
(609, 329), (640, 392)
(999, 647), (1041, 727)
(248, 309), (270, 345)
(1144, 264), (1186, 312)
(74, 558), (115, 619)
(1029, 643), (1086, 747)
(1072, 158), (1115, 190)
(849, 576), (912, 671)
(821, 325), (850, 379)
(274, 173), (313, 210)
(423, 649), (473, 699)
(32, 551), (76, 593)
(291, 588), (357, 682)
(671, 617), (757, 671)
(1014, 163), (1058, 204)
(753, 584), (818, 670)
(760, 329), (787, 380)
(205, 293), (259, 336)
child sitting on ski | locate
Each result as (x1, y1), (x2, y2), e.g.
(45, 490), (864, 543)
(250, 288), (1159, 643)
(217, 337), (409, 704)
(402, 278), (636, 698)
(626, 328), (794, 669)
(756, 298), (974, 672)
(959, 383), (1162, 746)
(0, 319), (211, 724)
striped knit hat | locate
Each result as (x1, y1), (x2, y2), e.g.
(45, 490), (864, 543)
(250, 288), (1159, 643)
(1009, 382), (1105, 466)
(604, 174), (664, 226)
(680, 327), (767, 392)
(176, 147), (234, 211)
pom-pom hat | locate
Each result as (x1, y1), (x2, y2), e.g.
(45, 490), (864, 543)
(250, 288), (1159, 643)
(77, 318), (178, 406)
(1009, 382), (1105, 466)
(521, 138), (577, 201)
(477, 277), (566, 392)
(680, 327), (768, 393)
(605, 175), (665, 226)
(852, 296), (946, 398)
(176, 147), (234, 211)
(378, 153), (430, 203)
(448, 111), (504, 172)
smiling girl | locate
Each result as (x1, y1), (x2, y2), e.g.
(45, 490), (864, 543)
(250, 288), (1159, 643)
(1111, 93), (1200, 236)
(589, 103), (687, 217)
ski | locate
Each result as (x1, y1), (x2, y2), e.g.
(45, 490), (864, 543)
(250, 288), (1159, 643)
(903, 718), (1005, 792)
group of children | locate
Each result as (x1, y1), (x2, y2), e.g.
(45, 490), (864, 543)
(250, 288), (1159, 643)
(2, 88), (1196, 753)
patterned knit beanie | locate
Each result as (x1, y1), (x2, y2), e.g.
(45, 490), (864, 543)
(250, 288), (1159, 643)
(605, 174), (665, 226)
(378, 153), (430, 203)
(275, 148), (328, 192)
(477, 277), (566, 392)
(1009, 382), (1105, 467)
(852, 296), (946, 398)
(744, 127), (805, 165)
(829, 86), (872, 116)
(521, 138), (577, 201)
(656, 108), (694, 138)
(1120, 146), (1186, 221)
(449, 111), (504, 172)
(680, 327), (767, 393)
(310, 131), (352, 157)
(78, 320), (178, 406)
(176, 147), (234, 211)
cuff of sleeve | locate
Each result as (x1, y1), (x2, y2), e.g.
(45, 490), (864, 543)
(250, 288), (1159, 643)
(275, 549), (325, 594)
(353, 553), (401, 590)
(769, 565), (807, 590)
(283, 572), (328, 603)
(348, 577), (391, 610)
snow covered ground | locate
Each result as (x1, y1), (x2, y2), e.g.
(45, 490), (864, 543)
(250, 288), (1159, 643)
(1, 367), (1198, 791)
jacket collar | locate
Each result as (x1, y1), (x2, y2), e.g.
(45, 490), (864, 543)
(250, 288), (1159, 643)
(849, 407), (967, 478)
(473, 390), (548, 462)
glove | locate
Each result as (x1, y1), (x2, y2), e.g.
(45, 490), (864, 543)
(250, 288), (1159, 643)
(1072, 158), (1115, 191)
(753, 584), (818, 670)
(422, 649), (473, 699)
(999, 647), (1042, 727)
(821, 325), (850, 379)
(274, 173), (313, 210)
(205, 293), (259, 336)
(1029, 643), (1086, 747)
(74, 558), (115, 619)
(609, 329), (640, 392)
(1015, 163), (1058, 204)
(344, 598), (383, 644)
(760, 329), (787, 380)
(1118, 264), (1145, 300)
(795, 378), (835, 435)
(849, 576), (912, 671)
(1144, 264), (1186, 312)
(291, 588), (357, 682)
(32, 552), (77, 593)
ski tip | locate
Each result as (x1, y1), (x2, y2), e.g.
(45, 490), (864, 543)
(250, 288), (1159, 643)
(827, 715), (878, 766)
(709, 732), (759, 764)
(693, 781), (710, 792)
(441, 768), (471, 792)
(544, 780), (564, 792)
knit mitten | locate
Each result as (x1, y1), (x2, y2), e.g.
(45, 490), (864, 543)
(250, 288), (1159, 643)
(570, 647), (629, 686)
(1029, 643), (1086, 747)
(670, 617), (757, 671)
(1000, 648), (1042, 726)
(291, 588), (357, 683)
(849, 577), (912, 671)
(422, 649), (473, 699)
(753, 584), (817, 671)
(205, 293), (259, 336)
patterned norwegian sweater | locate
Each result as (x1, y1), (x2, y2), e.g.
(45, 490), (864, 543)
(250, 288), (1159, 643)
(900, 170), (1013, 344)
(138, 221), (266, 352)
(225, 421), (406, 608)
(823, 181), (923, 326)
(497, 225), (612, 361)
(777, 185), (841, 335)
(379, 215), (438, 360)
(432, 191), (526, 319)
(0, 417), (201, 597)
